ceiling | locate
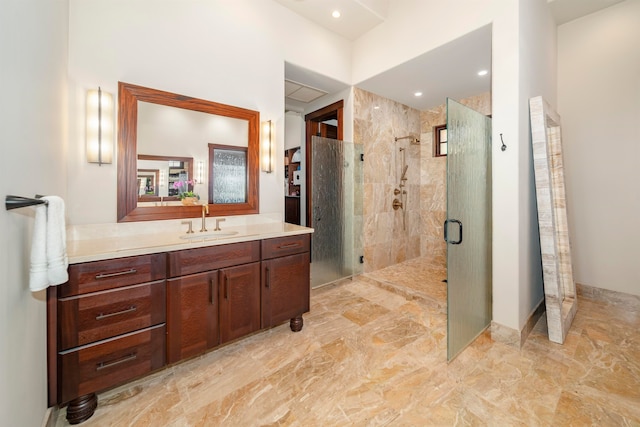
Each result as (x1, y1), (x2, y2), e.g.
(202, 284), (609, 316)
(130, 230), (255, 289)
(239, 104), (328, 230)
(273, 0), (388, 41)
(281, 0), (624, 112)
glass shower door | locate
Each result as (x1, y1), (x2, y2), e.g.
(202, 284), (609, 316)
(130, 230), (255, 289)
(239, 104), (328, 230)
(310, 136), (363, 288)
(446, 98), (492, 361)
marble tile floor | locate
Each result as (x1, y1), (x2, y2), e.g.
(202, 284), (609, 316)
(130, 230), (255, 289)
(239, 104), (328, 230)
(56, 257), (640, 426)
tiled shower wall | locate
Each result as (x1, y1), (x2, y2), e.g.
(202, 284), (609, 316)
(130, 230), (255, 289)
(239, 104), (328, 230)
(419, 92), (492, 268)
(354, 88), (422, 272)
(354, 87), (491, 272)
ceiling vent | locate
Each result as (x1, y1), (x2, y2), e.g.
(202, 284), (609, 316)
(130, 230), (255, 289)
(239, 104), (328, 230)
(285, 79), (328, 103)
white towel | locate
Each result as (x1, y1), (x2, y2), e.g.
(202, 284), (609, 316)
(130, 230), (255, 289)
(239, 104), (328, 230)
(45, 196), (68, 286)
(29, 203), (49, 291)
(29, 196), (68, 292)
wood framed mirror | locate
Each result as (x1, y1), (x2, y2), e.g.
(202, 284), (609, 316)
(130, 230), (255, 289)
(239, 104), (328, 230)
(117, 82), (259, 222)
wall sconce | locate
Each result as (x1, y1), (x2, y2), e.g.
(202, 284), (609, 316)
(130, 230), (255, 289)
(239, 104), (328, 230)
(197, 161), (204, 183)
(86, 87), (113, 165)
(159, 170), (165, 187)
(261, 120), (274, 173)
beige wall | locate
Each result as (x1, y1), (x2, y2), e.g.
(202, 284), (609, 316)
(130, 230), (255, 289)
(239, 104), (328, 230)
(558, 0), (640, 297)
(0, 0), (69, 424)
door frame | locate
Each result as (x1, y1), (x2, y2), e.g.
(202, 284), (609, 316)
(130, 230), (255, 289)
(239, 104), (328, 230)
(304, 100), (343, 227)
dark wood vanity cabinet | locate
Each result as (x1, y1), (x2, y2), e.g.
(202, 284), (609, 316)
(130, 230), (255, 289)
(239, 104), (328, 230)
(48, 253), (167, 424)
(166, 241), (261, 364)
(219, 262), (261, 343)
(166, 270), (219, 364)
(261, 234), (310, 331)
(49, 234), (311, 424)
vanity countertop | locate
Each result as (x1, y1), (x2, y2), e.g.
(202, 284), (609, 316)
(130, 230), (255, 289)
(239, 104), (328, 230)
(66, 213), (313, 264)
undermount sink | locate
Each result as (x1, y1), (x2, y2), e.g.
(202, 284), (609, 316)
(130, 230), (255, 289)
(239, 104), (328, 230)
(179, 230), (239, 240)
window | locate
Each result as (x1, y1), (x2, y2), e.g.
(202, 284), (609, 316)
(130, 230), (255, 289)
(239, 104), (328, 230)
(434, 124), (447, 157)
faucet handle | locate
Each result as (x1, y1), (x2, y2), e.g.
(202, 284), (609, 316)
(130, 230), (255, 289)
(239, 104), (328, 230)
(214, 218), (226, 231)
(181, 220), (194, 234)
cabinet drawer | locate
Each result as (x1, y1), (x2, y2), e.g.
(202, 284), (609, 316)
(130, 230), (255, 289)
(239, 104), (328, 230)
(59, 324), (165, 404)
(61, 254), (166, 297)
(57, 280), (166, 350)
(168, 241), (260, 278)
(261, 234), (310, 260)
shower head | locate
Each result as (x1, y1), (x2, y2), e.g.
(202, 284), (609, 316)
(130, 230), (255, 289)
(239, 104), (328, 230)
(394, 135), (421, 144)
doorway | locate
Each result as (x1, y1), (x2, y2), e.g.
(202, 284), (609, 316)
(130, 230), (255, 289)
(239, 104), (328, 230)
(304, 100), (343, 228)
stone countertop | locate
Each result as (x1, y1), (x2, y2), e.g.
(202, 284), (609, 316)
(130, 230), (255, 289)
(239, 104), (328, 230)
(66, 213), (313, 264)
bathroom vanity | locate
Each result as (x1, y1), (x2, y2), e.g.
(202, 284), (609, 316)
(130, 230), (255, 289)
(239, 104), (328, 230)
(47, 218), (312, 424)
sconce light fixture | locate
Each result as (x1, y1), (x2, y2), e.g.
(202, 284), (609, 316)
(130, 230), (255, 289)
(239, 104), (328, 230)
(86, 87), (113, 165)
(159, 170), (165, 187)
(261, 120), (274, 173)
(197, 161), (204, 183)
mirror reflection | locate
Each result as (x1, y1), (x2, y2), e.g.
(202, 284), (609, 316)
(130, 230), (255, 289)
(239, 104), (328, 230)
(137, 155), (193, 205)
(209, 144), (248, 204)
(137, 169), (159, 197)
(117, 82), (260, 222)
(136, 102), (248, 206)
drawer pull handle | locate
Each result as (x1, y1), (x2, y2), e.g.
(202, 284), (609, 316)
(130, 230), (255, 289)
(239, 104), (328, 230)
(96, 352), (137, 371)
(95, 305), (137, 320)
(95, 268), (137, 279)
(277, 242), (299, 249)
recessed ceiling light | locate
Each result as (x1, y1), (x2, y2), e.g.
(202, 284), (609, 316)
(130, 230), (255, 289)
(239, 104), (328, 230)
(332, 10), (341, 18)
(477, 69), (488, 76)
(414, 92), (423, 97)
(374, 106), (380, 110)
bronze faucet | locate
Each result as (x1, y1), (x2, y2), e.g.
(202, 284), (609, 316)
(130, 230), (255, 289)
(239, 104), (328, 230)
(200, 204), (209, 232)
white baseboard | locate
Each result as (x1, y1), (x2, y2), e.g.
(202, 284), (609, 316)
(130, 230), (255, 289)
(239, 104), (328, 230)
(41, 406), (59, 427)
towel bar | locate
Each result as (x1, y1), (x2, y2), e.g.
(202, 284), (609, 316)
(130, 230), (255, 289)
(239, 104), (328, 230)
(5, 195), (48, 211)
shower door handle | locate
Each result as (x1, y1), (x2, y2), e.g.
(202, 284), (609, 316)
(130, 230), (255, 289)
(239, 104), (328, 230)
(444, 219), (463, 245)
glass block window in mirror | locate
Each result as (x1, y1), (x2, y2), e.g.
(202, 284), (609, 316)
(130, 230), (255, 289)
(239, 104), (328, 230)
(209, 144), (247, 204)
